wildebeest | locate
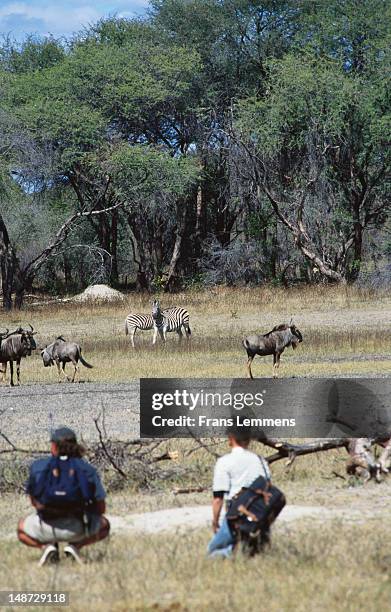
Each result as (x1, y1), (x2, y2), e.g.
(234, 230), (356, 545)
(41, 336), (93, 382)
(0, 325), (37, 386)
(243, 321), (303, 379)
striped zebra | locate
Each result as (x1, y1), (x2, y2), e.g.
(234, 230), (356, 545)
(151, 299), (191, 344)
(125, 308), (177, 348)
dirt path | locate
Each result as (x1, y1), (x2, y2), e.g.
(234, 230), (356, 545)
(0, 504), (370, 542)
(0, 382), (140, 444)
(107, 504), (367, 536)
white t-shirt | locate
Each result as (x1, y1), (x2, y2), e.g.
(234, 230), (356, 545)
(212, 446), (271, 500)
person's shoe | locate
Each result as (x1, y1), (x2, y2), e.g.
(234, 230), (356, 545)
(64, 544), (83, 564)
(38, 544), (59, 567)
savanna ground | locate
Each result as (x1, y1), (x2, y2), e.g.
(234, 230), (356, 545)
(2, 284), (391, 381)
(1, 286), (391, 610)
(1, 445), (391, 612)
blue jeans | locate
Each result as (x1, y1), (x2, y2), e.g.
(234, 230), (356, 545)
(207, 518), (235, 558)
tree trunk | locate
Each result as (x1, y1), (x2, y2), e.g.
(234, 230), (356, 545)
(262, 186), (345, 283)
(126, 212), (153, 291)
(63, 255), (72, 291)
(165, 200), (188, 292)
(347, 220), (363, 283)
(110, 210), (119, 285)
(0, 214), (19, 310)
(13, 273), (28, 310)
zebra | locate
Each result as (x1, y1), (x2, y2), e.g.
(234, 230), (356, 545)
(125, 308), (179, 348)
(151, 299), (191, 344)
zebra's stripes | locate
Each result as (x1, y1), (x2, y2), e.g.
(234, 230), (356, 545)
(125, 308), (179, 347)
(151, 300), (191, 344)
(125, 314), (154, 348)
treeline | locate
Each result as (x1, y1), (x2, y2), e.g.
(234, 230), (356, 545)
(0, 0), (390, 308)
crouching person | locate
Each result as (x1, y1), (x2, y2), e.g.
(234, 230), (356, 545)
(18, 426), (110, 566)
(207, 427), (272, 558)
(207, 425), (286, 558)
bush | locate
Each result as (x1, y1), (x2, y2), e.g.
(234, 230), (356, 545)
(201, 239), (265, 286)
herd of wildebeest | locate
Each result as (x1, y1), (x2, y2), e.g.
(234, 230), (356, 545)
(0, 299), (303, 386)
(0, 326), (91, 386)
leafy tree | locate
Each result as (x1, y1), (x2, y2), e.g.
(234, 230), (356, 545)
(0, 21), (202, 303)
(236, 0), (391, 282)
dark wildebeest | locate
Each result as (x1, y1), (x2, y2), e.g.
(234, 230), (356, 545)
(243, 322), (303, 379)
(41, 336), (93, 382)
(0, 326), (37, 386)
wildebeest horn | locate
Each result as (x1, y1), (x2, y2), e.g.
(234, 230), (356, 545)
(289, 317), (294, 325)
(28, 324), (34, 332)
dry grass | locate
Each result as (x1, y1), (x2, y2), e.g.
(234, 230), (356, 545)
(1, 518), (391, 611)
(1, 286), (390, 610)
(1, 286), (391, 382)
(1, 441), (391, 611)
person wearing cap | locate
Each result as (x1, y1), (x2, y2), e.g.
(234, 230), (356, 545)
(17, 426), (110, 566)
(207, 427), (271, 558)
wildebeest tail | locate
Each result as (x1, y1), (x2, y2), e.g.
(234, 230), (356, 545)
(79, 353), (93, 368)
(124, 320), (129, 335)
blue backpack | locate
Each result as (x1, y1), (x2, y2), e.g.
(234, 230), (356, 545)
(28, 456), (94, 519)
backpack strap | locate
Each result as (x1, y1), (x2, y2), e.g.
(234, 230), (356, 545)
(259, 456), (270, 481)
(71, 458), (94, 504)
(30, 456), (57, 501)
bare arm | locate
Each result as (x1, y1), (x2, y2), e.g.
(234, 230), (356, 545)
(30, 495), (43, 510)
(212, 497), (224, 533)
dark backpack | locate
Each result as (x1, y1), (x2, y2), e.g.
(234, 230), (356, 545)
(27, 456), (94, 520)
(226, 475), (286, 555)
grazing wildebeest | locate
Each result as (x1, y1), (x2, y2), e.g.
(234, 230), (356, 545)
(0, 326), (37, 386)
(243, 321), (303, 379)
(41, 336), (93, 382)
(151, 299), (191, 344)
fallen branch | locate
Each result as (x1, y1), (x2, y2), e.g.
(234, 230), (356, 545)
(153, 451), (179, 463)
(259, 437), (349, 464)
(173, 486), (208, 495)
(332, 471), (347, 480)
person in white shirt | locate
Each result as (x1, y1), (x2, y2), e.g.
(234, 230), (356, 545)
(207, 428), (270, 558)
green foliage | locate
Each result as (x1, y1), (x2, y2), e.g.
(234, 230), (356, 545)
(0, 35), (65, 73)
(1, 28), (201, 172)
(151, 0), (300, 104)
(0, 2), (389, 296)
(106, 144), (199, 201)
(239, 54), (360, 152)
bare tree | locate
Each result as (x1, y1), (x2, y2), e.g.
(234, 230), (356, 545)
(0, 200), (126, 309)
